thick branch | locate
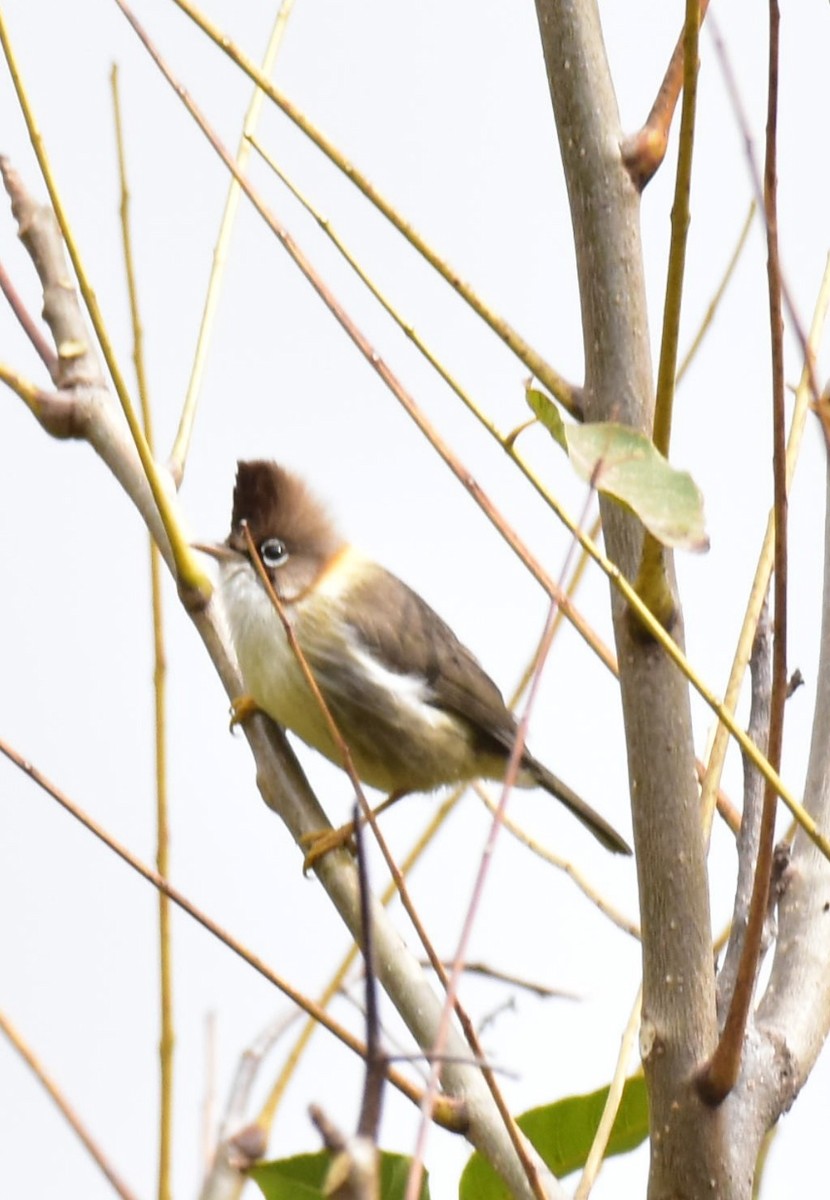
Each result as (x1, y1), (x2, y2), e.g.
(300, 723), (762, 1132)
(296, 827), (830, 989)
(534, 2), (722, 1195)
(1, 166), (560, 1200)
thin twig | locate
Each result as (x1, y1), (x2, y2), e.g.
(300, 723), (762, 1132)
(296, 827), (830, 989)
(0, 1009), (141, 1200)
(170, 0), (296, 483)
(114, 8), (817, 853)
(198, 1010), (301, 1200)
(165, 0), (582, 416)
(474, 784), (640, 939)
(405, 485), (598, 1200)
(110, 63), (175, 1200)
(117, 0), (808, 843)
(652, 0), (700, 457)
(633, 0), (701, 632)
(699, 1), (787, 1105)
(0, 255), (56, 371)
(700, 256), (830, 837)
(716, 608), (772, 1016)
(574, 988), (642, 1199)
(0, 19), (211, 598)
(239, 524), (543, 1184)
(248, 134), (544, 459)
(255, 535), (601, 1134)
(708, 15), (825, 424)
(503, 442), (827, 856)
(0, 735), (465, 1129)
(354, 810), (384, 1146)
(676, 202), (756, 384)
(255, 789), (462, 1132)
(420, 960), (579, 1001)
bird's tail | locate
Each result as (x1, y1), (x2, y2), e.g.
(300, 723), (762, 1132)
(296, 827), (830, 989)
(527, 756), (631, 855)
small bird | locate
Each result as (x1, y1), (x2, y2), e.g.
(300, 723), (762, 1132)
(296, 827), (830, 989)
(198, 461), (630, 857)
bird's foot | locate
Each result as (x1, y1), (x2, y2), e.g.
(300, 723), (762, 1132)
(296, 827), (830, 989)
(300, 822), (356, 872)
(299, 791), (408, 872)
(229, 694), (260, 731)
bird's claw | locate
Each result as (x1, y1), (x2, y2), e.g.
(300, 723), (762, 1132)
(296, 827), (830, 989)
(229, 694), (260, 731)
(300, 822), (356, 873)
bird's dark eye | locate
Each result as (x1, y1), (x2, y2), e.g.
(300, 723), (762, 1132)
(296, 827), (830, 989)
(259, 538), (289, 568)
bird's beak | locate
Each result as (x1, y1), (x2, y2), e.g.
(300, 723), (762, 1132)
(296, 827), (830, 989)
(191, 541), (241, 563)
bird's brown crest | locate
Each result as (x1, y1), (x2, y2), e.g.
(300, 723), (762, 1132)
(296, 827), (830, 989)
(230, 460), (343, 561)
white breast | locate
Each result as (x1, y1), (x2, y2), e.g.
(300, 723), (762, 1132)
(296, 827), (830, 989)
(219, 555), (341, 760)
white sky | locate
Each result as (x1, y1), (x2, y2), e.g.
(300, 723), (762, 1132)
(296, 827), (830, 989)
(1, 2), (829, 1197)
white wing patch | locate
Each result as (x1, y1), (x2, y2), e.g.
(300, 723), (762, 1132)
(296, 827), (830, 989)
(345, 639), (450, 731)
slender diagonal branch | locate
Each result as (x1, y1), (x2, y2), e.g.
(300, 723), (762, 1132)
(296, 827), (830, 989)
(170, 0), (296, 483)
(0, 255), (56, 370)
(110, 65), (175, 1200)
(0, 736), (464, 1128)
(164, 0), (582, 416)
(698, 0), (787, 1106)
(0, 1009), (140, 1200)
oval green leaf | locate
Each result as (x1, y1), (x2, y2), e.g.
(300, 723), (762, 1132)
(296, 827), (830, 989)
(459, 1075), (648, 1200)
(526, 389), (709, 552)
(250, 1149), (430, 1200)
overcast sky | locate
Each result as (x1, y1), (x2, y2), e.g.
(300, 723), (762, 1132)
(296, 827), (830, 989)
(2, 2), (829, 1198)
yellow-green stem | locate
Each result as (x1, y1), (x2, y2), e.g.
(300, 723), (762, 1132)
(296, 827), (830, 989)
(168, 0), (581, 416)
(0, 13), (210, 599)
(636, 0), (701, 618)
(111, 65), (173, 1200)
(169, 0), (296, 482)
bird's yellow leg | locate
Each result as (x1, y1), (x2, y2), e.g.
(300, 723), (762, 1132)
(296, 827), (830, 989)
(229, 694), (261, 730)
(301, 790), (408, 872)
(301, 822), (356, 872)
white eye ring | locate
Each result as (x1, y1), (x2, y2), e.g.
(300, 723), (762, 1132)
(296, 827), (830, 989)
(259, 538), (289, 568)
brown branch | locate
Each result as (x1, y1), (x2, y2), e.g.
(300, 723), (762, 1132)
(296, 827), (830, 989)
(112, 0), (591, 692)
(239, 525), (548, 1198)
(715, 608), (772, 1015)
(309, 1107), (378, 1200)
(353, 818), (385, 1146)
(0, 1009), (141, 1200)
(305, 816), (383, 1200)
(2, 118), (548, 1199)
(709, 16), (826, 440)
(1, 156), (103, 395)
(0, 735), (465, 1132)
(698, 0), (787, 1106)
(0, 254), (56, 372)
(165, 0), (581, 418)
(622, 0), (711, 189)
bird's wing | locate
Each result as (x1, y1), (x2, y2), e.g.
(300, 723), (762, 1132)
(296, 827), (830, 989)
(342, 565), (519, 753)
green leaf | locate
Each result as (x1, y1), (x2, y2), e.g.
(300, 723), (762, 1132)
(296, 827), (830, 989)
(526, 387), (567, 450)
(249, 1153), (326, 1199)
(249, 1149), (430, 1200)
(526, 388), (709, 552)
(459, 1075), (649, 1200)
(566, 423), (708, 551)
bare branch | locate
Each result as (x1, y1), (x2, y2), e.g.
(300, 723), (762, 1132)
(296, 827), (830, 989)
(757, 449), (830, 1090)
(534, 0), (722, 1191)
(716, 607), (773, 1016)
(0, 253), (56, 371)
(0, 1008), (141, 1200)
(0, 142), (559, 1200)
(621, 0), (710, 189)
